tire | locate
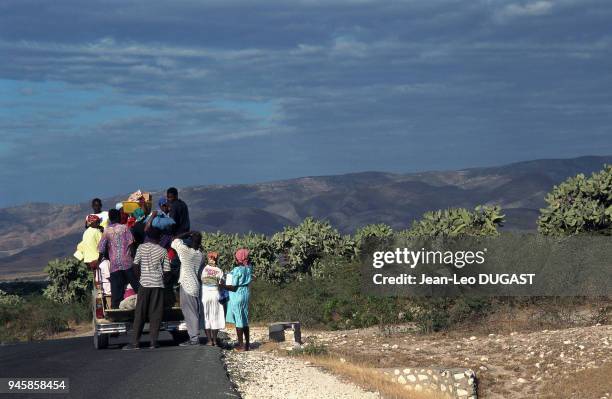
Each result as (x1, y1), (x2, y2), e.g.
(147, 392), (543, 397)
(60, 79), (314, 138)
(93, 332), (109, 349)
(170, 330), (189, 345)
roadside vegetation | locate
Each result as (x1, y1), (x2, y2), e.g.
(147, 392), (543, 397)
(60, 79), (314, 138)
(0, 285), (90, 343)
(2, 165), (610, 344)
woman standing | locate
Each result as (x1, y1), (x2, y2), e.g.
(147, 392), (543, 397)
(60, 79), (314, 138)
(223, 248), (252, 351)
(200, 252), (225, 346)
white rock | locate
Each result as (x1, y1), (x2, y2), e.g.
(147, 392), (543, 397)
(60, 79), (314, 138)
(394, 369), (400, 376)
(469, 336), (477, 341)
(406, 375), (417, 382)
(391, 344), (399, 349)
(397, 376), (406, 385)
(517, 378), (527, 383)
(480, 356), (488, 361)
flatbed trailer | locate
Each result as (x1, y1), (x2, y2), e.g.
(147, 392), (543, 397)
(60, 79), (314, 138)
(92, 284), (188, 349)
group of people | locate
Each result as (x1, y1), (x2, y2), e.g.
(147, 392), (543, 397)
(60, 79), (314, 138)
(74, 187), (253, 351)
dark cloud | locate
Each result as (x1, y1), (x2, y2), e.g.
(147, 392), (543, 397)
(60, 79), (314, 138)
(0, 0), (611, 206)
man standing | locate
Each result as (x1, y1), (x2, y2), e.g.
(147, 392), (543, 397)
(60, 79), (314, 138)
(123, 227), (171, 350)
(98, 209), (139, 308)
(166, 187), (190, 235)
(171, 231), (203, 346)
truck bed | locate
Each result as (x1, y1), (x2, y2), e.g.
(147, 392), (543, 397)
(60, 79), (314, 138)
(101, 306), (184, 323)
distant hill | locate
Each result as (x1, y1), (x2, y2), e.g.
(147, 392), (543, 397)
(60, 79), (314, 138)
(1, 155), (611, 279)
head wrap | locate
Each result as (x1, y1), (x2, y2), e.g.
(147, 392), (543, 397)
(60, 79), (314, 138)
(207, 252), (219, 262)
(86, 214), (101, 226)
(234, 248), (250, 266)
(158, 197), (168, 210)
(115, 202), (123, 210)
(132, 207), (145, 221)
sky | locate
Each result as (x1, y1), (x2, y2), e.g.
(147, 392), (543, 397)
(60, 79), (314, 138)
(0, 0), (611, 207)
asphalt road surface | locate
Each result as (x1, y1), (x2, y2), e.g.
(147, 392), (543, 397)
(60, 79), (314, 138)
(0, 332), (239, 399)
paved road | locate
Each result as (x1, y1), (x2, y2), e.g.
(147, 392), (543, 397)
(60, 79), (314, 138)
(0, 333), (239, 399)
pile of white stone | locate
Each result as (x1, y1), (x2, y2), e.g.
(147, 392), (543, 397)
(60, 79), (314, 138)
(383, 366), (477, 399)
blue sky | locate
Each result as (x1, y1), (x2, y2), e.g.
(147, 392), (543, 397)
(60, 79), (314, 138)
(1, 0), (611, 207)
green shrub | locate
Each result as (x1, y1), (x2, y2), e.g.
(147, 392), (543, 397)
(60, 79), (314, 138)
(288, 342), (328, 356)
(43, 258), (92, 304)
(538, 164), (612, 236)
(270, 218), (356, 283)
(354, 224), (394, 252)
(0, 289), (24, 306)
(405, 205), (505, 237)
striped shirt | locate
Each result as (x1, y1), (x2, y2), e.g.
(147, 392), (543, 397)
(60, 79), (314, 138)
(171, 239), (203, 297)
(134, 242), (171, 288)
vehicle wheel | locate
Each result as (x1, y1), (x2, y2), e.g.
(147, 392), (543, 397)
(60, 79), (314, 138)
(94, 332), (109, 349)
(170, 330), (189, 345)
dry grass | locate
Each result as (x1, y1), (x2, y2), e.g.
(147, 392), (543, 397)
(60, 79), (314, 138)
(540, 362), (612, 399)
(300, 355), (449, 399)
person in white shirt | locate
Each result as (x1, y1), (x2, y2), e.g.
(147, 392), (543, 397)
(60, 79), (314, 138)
(171, 232), (203, 346)
(200, 252), (226, 346)
(90, 198), (109, 229)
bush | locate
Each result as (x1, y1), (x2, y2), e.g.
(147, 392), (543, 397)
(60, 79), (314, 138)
(405, 205), (505, 237)
(0, 289), (24, 306)
(270, 218), (356, 283)
(288, 342), (328, 356)
(538, 164), (612, 236)
(43, 258), (92, 304)
(354, 224), (394, 254)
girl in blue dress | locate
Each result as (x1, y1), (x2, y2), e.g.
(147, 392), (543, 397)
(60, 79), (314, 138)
(223, 248), (253, 351)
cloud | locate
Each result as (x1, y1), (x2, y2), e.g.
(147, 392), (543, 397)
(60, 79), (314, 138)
(498, 1), (554, 18)
(0, 0), (611, 206)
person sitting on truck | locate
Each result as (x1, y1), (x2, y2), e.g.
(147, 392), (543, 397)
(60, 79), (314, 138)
(98, 209), (140, 309)
(147, 198), (176, 232)
(222, 248), (253, 351)
(146, 198), (175, 249)
(171, 231), (203, 346)
(123, 227), (171, 350)
(89, 198), (109, 229)
(74, 214), (103, 269)
(166, 187), (190, 236)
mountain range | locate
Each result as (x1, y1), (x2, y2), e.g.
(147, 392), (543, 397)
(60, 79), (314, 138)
(1, 155), (611, 280)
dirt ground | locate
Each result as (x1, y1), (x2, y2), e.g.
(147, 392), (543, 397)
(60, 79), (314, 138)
(228, 322), (611, 399)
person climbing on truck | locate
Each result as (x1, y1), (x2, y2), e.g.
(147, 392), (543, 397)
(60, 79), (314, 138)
(98, 209), (140, 308)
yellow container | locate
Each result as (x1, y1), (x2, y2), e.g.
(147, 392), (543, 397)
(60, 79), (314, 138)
(122, 201), (140, 214)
